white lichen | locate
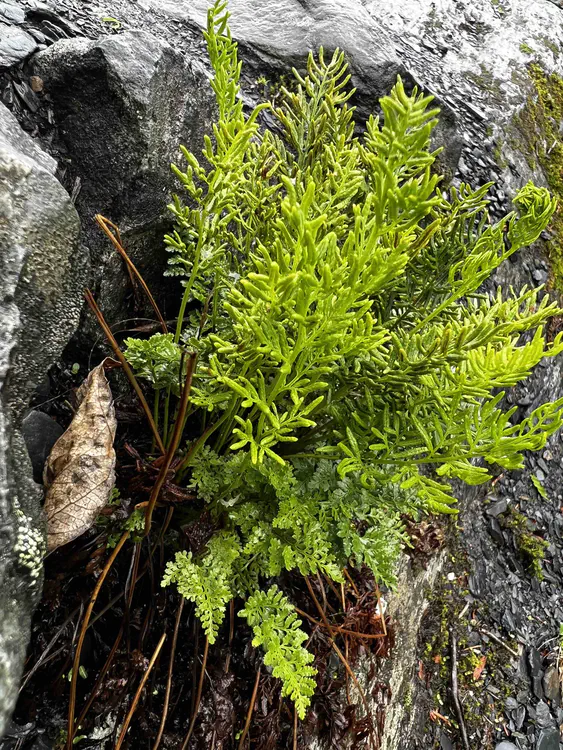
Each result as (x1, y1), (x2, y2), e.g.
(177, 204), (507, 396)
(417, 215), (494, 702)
(13, 500), (44, 581)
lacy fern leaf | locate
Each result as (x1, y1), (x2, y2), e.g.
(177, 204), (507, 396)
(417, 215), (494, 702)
(239, 586), (317, 719)
(162, 532), (240, 644)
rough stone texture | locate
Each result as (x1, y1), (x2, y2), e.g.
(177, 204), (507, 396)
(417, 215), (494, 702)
(135, 0), (462, 179)
(379, 552), (447, 750)
(0, 101), (88, 735)
(0, 4), (25, 26)
(0, 22), (37, 69)
(31, 30), (216, 338)
(21, 411), (63, 484)
(139, 0), (402, 88)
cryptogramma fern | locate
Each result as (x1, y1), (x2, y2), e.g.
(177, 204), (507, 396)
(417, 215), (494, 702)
(239, 586), (317, 719)
(122, 0), (563, 717)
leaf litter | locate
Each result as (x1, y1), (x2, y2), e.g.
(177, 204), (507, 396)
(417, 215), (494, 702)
(44, 359), (116, 551)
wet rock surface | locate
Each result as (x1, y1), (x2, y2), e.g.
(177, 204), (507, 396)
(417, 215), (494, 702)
(0, 100), (87, 735)
(21, 411), (63, 484)
(30, 29), (215, 338)
(0, 24), (37, 68)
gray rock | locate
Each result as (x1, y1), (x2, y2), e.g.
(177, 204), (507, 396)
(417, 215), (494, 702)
(537, 727), (560, 750)
(147, 0), (400, 87)
(32, 31), (215, 339)
(0, 23), (37, 68)
(535, 700), (554, 728)
(543, 665), (561, 704)
(487, 497), (509, 517)
(0, 3), (25, 24)
(21, 411), (63, 484)
(0, 102), (88, 734)
(495, 743), (519, 750)
(137, 0), (462, 178)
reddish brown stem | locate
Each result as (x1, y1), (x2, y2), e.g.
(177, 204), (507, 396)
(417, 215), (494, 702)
(180, 636), (209, 750)
(330, 640), (377, 750)
(115, 632), (167, 750)
(342, 568), (360, 598)
(84, 290), (165, 454)
(143, 352), (197, 535)
(66, 531), (130, 749)
(304, 576), (334, 637)
(237, 667), (261, 750)
(303, 577), (377, 750)
(76, 543), (140, 729)
(152, 598), (185, 750)
(294, 607), (386, 640)
(95, 215), (167, 334)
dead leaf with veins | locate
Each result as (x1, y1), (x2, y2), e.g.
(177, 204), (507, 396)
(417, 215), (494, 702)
(44, 360), (116, 551)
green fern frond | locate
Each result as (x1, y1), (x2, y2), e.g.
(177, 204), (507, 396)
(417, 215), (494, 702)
(239, 585), (317, 719)
(162, 531), (241, 643)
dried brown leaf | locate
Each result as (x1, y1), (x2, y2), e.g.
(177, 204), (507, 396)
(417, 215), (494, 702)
(44, 360), (116, 551)
(473, 655), (487, 681)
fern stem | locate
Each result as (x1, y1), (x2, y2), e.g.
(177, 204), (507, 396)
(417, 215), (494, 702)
(162, 386), (171, 446)
(237, 667), (261, 750)
(115, 632), (167, 750)
(175, 235), (203, 344)
(180, 637), (209, 750)
(152, 389), (160, 453)
(176, 412), (229, 481)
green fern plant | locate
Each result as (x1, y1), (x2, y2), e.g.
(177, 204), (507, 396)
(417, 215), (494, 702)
(239, 586), (317, 719)
(121, 0), (563, 717)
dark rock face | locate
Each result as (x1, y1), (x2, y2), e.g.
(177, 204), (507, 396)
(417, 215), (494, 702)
(31, 30), (216, 335)
(536, 726), (560, 750)
(21, 411), (63, 484)
(0, 101), (87, 734)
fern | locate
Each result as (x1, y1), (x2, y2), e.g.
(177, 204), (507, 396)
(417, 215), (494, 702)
(119, 0), (563, 719)
(123, 333), (183, 393)
(162, 531), (240, 644)
(239, 586), (317, 719)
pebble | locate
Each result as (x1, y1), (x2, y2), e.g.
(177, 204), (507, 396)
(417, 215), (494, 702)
(537, 726), (560, 750)
(489, 517), (505, 545)
(535, 700), (554, 728)
(0, 2), (25, 24)
(0, 23), (38, 68)
(487, 497), (508, 517)
(495, 743), (518, 750)
(515, 704), (526, 730)
(542, 665), (560, 704)
(21, 410), (63, 484)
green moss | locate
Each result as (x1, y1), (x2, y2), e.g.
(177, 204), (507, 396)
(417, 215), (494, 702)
(493, 138), (507, 169)
(539, 37), (561, 59)
(501, 507), (549, 579)
(518, 531), (549, 578)
(516, 64), (563, 291)
(520, 43), (535, 55)
(463, 65), (503, 103)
